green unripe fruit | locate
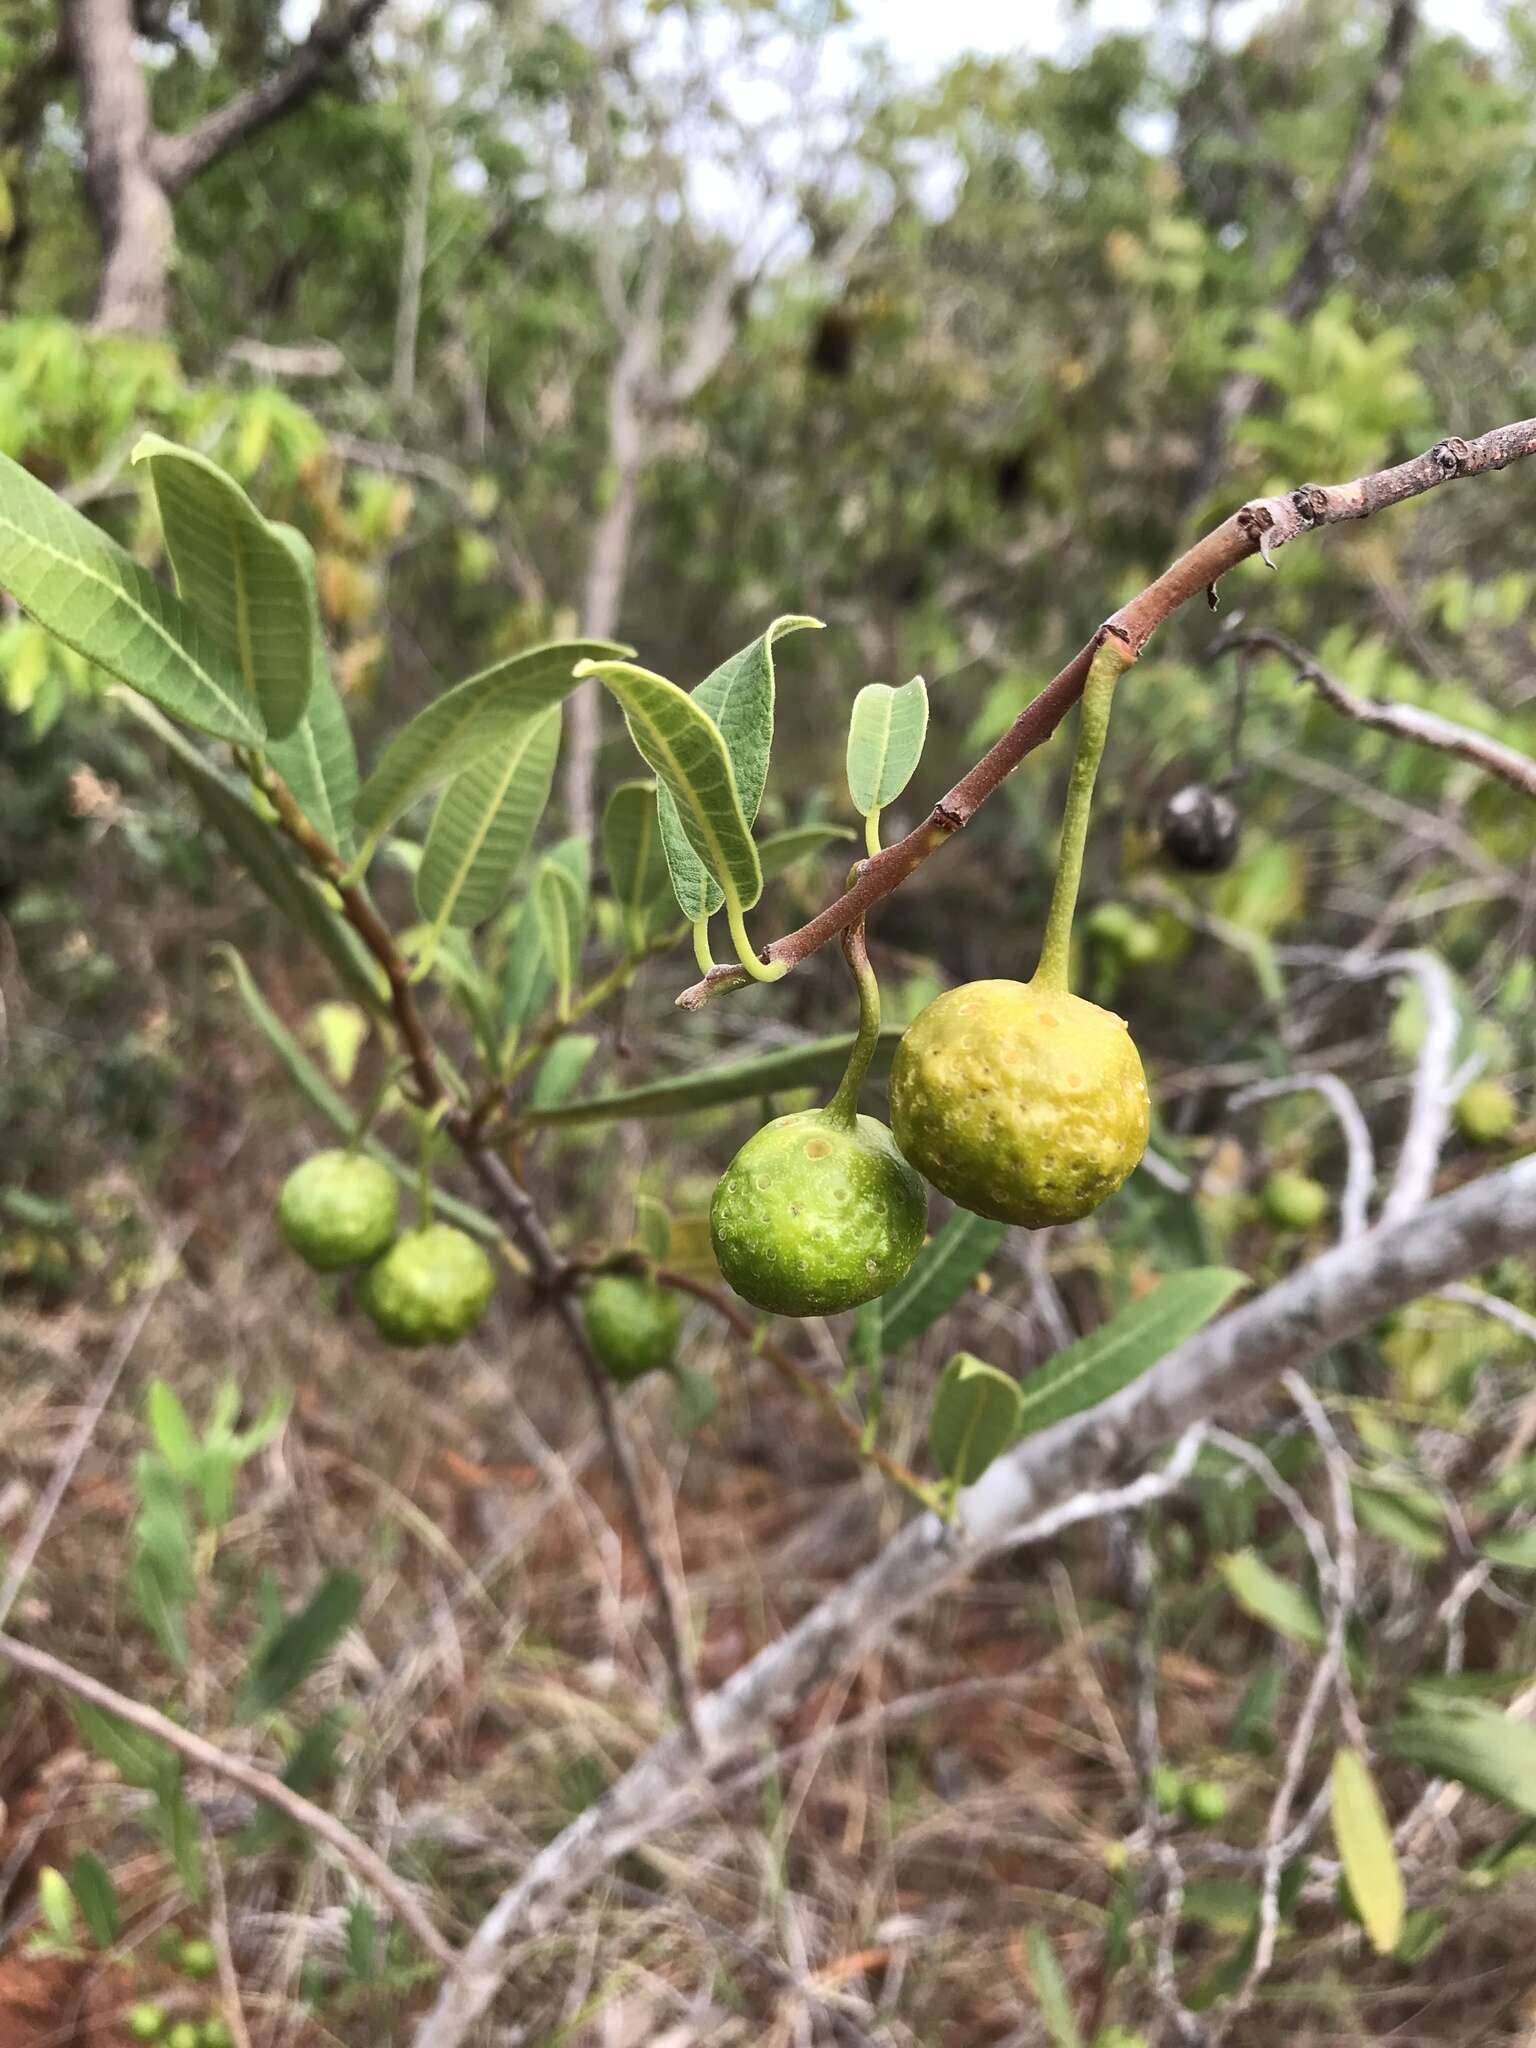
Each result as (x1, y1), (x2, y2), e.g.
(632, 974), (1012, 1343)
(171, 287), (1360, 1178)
(889, 981), (1149, 1228)
(1181, 1779), (1229, 1826)
(1095, 2030), (1151, 2048)
(1262, 1169), (1329, 1233)
(582, 1274), (683, 1383)
(1151, 1764), (1184, 1815)
(710, 1109), (926, 1317)
(177, 1938), (217, 1980)
(1085, 901), (1139, 949)
(361, 1225), (495, 1346)
(156, 1927), (185, 1963)
(127, 2007), (166, 2041)
(201, 2023), (235, 2048)
(1455, 1079), (1517, 1145)
(167, 2025), (201, 2048)
(278, 1150), (399, 1272)
(1120, 918), (1162, 965)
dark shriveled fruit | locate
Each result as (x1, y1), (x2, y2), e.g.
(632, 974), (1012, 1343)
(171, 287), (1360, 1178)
(1159, 781), (1241, 872)
(362, 1225), (495, 1346)
(278, 1150), (399, 1271)
(582, 1274), (683, 1383)
(711, 1109), (926, 1317)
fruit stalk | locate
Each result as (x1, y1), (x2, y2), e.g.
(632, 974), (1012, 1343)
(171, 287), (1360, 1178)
(1033, 633), (1131, 994)
(824, 917), (882, 1129)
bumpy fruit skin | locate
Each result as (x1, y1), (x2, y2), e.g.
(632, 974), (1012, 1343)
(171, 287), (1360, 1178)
(1262, 1169), (1329, 1233)
(889, 981), (1149, 1229)
(361, 1225), (495, 1346)
(1455, 1079), (1517, 1145)
(710, 1110), (926, 1317)
(582, 1274), (683, 1383)
(278, 1150), (399, 1272)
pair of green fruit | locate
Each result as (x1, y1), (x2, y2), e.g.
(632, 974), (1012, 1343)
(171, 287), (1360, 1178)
(278, 1151), (495, 1346)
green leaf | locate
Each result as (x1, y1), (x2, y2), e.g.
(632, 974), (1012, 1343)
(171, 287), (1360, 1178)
(530, 1033), (599, 1110)
(309, 1001), (369, 1087)
(1390, 1702), (1536, 1816)
(1481, 1526), (1536, 1570)
(846, 674), (930, 817)
(580, 658), (763, 916)
(757, 821), (857, 883)
(67, 1701), (175, 1793)
(1331, 1747), (1405, 1956)
(132, 433), (314, 739)
(603, 780), (673, 951)
(216, 944), (498, 1243)
(151, 1780), (204, 1900)
(930, 1354), (1024, 1487)
(265, 525), (358, 852)
(36, 1866), (77, 1946)
(236, 1569), (364, 1723)
(1218, 1548), (1325, 1649)
(416, 705), (560, 933)
(500, 895), (552, 1044)
(1016, 1269), (1245, 1438)
(0, 447), (262, 744)
(1021, 1927), (1082, 2048)
(878, 1211), (1004, 1352)
(354, 638), (626, 837)
(145, 1380), (198, 1478)
(1353, 1485), (1447, 1561)
(654, 615), (821, 920)
(634, 1194), (671, 1262)
(534, 859), (584, 1020)
(521, 1027), (902, 1128)
(68, 1851), (119, 1948)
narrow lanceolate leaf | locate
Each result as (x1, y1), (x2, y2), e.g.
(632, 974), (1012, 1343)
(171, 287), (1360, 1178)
(655, 615), (821, 920)
(265, 524), (358, 851)
(1022, 1927), (1084, 2048)
(581, 658), (763, 917)
(603, 779), (673, 949)
(236, 1569), (363, 1722)
(879, 1211), (1004, 1352)
(0, 446), (261, 743)
(521, 1027), (903, 1128)
(355, 637), (627, 837)
(758, 822), (857, 882)
(1390, 1701), (1536, 1816)
(69, 1851), (120, 1948)
(133, 433), (314, 739)
(930, 1354), (1024, 1486)
(535, 858), (584, 1019)
(416, 705), (560, 932)
(847, 673), (929, 817)
(1331, 1748), (1406, 1955)
(1016, 1268), (1246, 1438)
(501, 895), (551, 1043)
(1218, 1548), (1326, 1649)
(530, 1033), (599, 1110)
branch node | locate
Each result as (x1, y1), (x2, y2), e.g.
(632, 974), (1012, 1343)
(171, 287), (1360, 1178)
(931, 802), (963, 833)
(1290, 484), (1328, 526)
(1431, 435), (1470, 477)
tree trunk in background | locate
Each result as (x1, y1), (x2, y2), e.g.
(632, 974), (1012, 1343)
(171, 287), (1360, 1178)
(67, 0), (175, 334)
(391, 128), (433, 410)
(566, 456), (641, 841)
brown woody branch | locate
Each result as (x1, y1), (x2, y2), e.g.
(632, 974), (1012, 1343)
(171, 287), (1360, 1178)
(1210, 623), (1536, 801)
(676, 412), (1536, 1011)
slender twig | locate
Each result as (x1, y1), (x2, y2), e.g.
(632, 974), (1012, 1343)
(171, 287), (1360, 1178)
(0, 1631), (454, 1966)
(677, 413), (1536, 1010)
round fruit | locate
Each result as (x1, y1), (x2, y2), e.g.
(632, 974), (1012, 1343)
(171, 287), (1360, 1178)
(278, 1150), (399, 1272)
(200, 2024), (235, 2048)
(127, 2008), (166, 2042)
(1159, 781), (1241, 872)
(582, 1274), (683, 1383)
(1121, 918), (1163, 965)
(361, 1226), (495, 1347)
(1151, 1764), (1184, 1815)
(1085, 901), (1139, 950)
(1455, 1079), (1517, 1146)
(889, 981), (1149, 1229)
(1181, 1779), (1229, 1826)
(1262, 1169), (1329, 1233)
(177, 1938), (217, 1980)
(167, 2025), (200, 2048)
(710, 1109), (926, 1317)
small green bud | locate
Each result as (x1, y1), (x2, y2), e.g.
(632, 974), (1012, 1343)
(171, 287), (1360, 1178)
(1262, 1169), (1329, 1233)
(1181, 1779), (1229, 1826)
(1455, 1080), (1517, 1146)
(127, 2007), (166, 2042)
(200, 2021), (235, 2048)
(167, 2024), (201, 2048)
(177, 1937), (218, 1980)
(1151, 1764), (1183, 1814)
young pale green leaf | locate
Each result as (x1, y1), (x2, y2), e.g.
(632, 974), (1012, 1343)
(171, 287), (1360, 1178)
(133, 433), (314, 739)
(930, 1354), (1024, 1487)
(416, 705), (560, 932)
(69, 1851), (120, 1948)
(655, 615), (821, 920)
(530, 1033), (599, 1110)
(36, 1866), (78, 1947)
(1016, 1269), (1245, 1438)
(878, 1211), (1004, 1353)
(521, 1026), (902, 1127)
(603, 779), (673, 949)
(1480, 1526), (1536, 1570)
(215, 945), (499, 1242)
(846, 674), (929, 818)
(1218, 1548), (1326, 1648)
(354, 637), (626, 837)
(1331, 1747), (1405, 1955)
(145, 1380), (199, 1478)
(236, 1569), (364, 1723)
(1390, 1702), (1536, 1816)
(265, 523), (359, 851)
(501, 896), (552, 1043)
(68, 1701), (177, 1793)
(634, 1194), (672, 1263)
(1353, 1485), (1447, 1560)
(1021, 1927), (1083, 2048)
(0, 447), (262, 743)
(758, 822), (858, 882)
(580, 658), (762, 915)
(534, 859), (584, 1019)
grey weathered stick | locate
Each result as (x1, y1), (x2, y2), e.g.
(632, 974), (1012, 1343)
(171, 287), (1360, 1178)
(413, 1155), (1536, 2047)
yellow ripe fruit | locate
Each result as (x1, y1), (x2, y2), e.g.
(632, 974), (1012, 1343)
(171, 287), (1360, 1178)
(889, 980), (1149, 1228)
(1455, 1079), (1517, 1146)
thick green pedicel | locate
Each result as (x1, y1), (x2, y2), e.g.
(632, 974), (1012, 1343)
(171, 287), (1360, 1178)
(889, 981), (1150, 1228)
(362, 1225), (495, 1346)
(278, 1150), (399, 1271)
(583, 1273), (683, 1383)
(711, 1108), (926, 1317)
